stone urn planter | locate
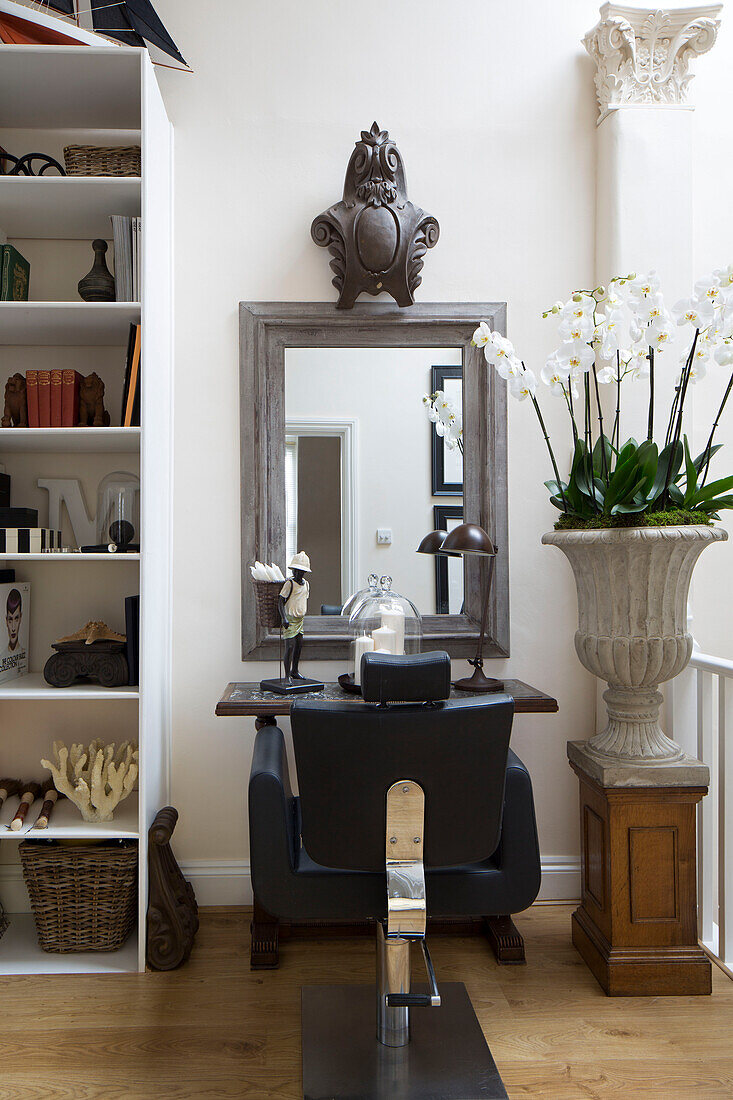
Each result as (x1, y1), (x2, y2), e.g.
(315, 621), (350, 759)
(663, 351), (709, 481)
(542, 525), (727, 764)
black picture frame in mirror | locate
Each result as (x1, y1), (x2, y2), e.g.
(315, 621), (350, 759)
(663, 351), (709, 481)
(430, 364), (464, 496)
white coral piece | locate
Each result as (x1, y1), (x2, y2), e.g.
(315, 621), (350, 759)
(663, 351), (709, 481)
(41, 739), (138, 822)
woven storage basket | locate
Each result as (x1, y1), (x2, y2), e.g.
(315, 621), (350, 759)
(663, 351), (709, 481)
(19, 840), (137, 953)
(64, 145), (141, 177)
(253, 579), (284, 629)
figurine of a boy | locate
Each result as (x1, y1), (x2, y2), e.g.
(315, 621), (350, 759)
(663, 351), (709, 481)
(279, 551), (312, 683)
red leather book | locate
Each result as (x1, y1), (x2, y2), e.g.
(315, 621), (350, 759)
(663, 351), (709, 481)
(25, 370), (39, 428)
(50, 369), (63, 427)
(61, 370), (82, 427)
(38, 370), (51, 428)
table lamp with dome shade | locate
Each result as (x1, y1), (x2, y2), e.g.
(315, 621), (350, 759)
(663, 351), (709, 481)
(417, 522), (504, 693)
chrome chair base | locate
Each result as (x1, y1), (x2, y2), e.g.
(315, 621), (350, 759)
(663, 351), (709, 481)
(301, 983), (507, 1100)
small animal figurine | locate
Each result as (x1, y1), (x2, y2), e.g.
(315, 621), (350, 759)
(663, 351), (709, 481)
(2, 373), (28, 427)
(78, 372), (110, 427)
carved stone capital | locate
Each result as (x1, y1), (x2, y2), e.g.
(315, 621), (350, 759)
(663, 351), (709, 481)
(583, 4), (722, 122)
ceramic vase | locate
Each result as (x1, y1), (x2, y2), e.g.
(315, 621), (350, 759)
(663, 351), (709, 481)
(542, 525), (727, 763)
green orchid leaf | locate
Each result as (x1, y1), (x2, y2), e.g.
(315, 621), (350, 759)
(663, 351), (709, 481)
(688, 475), (733, 506)
(692, 444), (722, 475)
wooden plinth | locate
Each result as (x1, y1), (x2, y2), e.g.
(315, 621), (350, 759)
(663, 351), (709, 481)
(570, 757), (711, 997)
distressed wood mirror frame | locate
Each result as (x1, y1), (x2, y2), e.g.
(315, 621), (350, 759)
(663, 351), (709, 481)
(239, 302), (509, 661)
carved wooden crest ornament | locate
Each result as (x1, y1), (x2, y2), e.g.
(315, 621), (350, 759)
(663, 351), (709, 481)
(311, 122), (439, 309)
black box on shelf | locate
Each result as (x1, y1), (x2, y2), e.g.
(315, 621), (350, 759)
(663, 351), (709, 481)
(0, 474), (9, 509)
(0, 570), (15, 584)
(0, 508), (39, 528)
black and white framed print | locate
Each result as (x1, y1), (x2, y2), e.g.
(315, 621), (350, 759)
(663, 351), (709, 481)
(433, 504), (464, 615)
(430, 364), (463, 496)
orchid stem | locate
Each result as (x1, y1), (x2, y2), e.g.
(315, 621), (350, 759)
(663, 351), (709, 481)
(700, 369), (733, 487)
(530, 393), (568, 512)
(647, 347), (654, 441)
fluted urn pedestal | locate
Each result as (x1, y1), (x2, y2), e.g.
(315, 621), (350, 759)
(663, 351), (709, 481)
(542, 525), (727, 764)
(544, 525), (726, 996)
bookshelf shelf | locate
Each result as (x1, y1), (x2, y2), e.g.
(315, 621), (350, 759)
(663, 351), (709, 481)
(0, 792), (139, 840)
(0, 47), (171, 977)
(0, 552), (141, 561)
(0, 176), (141, 238)
(0, 302), (140, 346)
(0, 427), (140, 453)
(0, 673), (139, 701)
(0, 914), (138, 976)
(0, 47), (141, 130)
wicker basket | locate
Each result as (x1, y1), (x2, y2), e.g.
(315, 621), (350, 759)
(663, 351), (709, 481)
(19, 840), (137, 953)
(253, 579), (284, 629)
(63, 145), (141, 177)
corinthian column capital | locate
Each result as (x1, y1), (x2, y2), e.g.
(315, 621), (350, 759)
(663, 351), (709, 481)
(583, 4), (722, 122)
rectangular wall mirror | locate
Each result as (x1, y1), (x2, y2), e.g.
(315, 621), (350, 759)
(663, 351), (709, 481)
(240, 303), (508, 660)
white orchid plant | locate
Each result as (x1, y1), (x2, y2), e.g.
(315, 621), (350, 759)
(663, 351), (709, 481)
(472, 267), (733, 527)
(423, 390), (463, 453)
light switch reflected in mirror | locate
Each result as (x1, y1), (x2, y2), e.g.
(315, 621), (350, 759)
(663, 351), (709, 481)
(284, 347), (465, 617)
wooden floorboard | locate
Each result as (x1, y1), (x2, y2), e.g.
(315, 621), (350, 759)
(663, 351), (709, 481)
(0, 904), (731, 1098)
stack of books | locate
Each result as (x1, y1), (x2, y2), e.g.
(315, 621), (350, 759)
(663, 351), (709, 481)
(26, 370), (82, 427)
(111, 215), (142, 302)
(121, 324), (141, 427)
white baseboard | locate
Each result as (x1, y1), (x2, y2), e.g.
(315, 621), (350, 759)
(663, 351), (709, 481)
(537, 857), (581, 902)
(0, 857), (581, 914)
(179, 856), (581, 908)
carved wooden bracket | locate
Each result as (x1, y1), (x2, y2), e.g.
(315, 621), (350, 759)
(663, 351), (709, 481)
(311, 122), (439, 309)
(146, 806), (199, 970)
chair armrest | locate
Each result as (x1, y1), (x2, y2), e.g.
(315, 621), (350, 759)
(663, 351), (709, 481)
(492, 749), (542, 910)
(249, 725), (298, 908)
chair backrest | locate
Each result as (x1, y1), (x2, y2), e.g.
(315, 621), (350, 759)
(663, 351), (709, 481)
(290, 655), (514, 872)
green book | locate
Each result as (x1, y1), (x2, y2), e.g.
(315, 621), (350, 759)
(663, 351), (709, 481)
(0, 245), (30, 301)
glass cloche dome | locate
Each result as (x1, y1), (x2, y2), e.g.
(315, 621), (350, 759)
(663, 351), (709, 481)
(96, 470), (140, 552)
(348, 576), (422, 688)
(341, 572), (380, 619)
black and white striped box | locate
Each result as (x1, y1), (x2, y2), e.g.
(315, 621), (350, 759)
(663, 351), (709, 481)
(0, 529), (62, 554)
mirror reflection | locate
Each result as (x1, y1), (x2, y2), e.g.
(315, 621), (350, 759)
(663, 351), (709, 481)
(284, 347), (465, 617)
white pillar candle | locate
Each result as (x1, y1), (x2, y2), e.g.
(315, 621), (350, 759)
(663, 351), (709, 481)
(371, 625), (397, 654)
(353, 634), (374, 686)
(380, 608), (405, 655)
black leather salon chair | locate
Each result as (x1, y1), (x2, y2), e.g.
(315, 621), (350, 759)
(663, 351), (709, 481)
(248, 651), (541, 1098)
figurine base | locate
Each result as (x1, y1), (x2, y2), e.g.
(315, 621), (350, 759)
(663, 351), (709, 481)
(259, 677), (325, 696)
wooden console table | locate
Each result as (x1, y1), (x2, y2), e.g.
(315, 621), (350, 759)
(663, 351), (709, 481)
(217, 679), (558, 968)
(217, 678), (558, 719)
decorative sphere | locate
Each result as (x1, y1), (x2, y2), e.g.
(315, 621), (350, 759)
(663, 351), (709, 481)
(109, 519), (134, 548)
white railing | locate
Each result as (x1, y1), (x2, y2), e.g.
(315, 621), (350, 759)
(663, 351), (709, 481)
(672, 647), (733, 977)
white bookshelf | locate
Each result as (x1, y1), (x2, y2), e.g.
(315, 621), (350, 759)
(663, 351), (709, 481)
(0, 427), (140, 452)
(0, 303), (141, 346)
(0, 46), (173, 975)
(0, 176), (141, 237)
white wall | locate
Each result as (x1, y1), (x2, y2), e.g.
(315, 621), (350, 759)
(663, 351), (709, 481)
(286, 346), (462, 614)
(149, 0), (732, 901)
